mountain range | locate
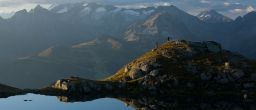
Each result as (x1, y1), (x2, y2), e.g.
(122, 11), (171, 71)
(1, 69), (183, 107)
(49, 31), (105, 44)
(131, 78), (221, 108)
(0, 3), (256, 88)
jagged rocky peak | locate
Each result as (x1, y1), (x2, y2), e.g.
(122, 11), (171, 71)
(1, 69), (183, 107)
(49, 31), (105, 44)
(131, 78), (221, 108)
(155, 5), (180, 13)
(29, 5), (49, 14)
(12, 9), (29, 18)
(242, 11), (256, 21)
(197, 10), (233, 23)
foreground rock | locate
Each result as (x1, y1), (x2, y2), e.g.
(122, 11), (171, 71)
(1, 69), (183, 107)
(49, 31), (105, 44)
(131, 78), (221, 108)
(39, 77), (123, 96)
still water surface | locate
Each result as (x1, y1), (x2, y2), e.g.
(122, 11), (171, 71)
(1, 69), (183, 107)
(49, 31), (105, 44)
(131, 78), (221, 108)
(0, 93), (134, 110)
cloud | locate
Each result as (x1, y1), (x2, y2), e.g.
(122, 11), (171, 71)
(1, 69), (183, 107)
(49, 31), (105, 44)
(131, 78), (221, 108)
(224, 2), (230, 6)
(230, 8), (244, 13)
(200, 0), (210, 4)
(117, 2), (172, 9)
(246, 6), (255, 12)
(229, 6), (255, 14)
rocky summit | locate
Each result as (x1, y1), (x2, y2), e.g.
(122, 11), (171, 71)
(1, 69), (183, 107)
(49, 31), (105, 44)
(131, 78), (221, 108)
(39, 40), (256, 98)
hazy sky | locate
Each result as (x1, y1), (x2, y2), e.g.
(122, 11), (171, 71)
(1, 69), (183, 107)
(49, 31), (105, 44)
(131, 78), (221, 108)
(0, 0), (255, 19)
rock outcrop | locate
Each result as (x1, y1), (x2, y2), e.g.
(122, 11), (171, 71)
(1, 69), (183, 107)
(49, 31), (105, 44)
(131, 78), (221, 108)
(48, 76), (122, 95)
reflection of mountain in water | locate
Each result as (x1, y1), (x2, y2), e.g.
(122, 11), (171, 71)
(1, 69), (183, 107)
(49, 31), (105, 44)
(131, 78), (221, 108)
(57, 94), (254, 110)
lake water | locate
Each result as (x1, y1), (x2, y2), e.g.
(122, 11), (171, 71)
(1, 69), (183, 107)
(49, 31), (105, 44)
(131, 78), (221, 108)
(0, 94), (134, 110)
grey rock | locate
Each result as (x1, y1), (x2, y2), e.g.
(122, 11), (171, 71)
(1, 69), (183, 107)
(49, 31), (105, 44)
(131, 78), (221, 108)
(161, 50), (172, 58)
(149, 70), (160, 77)
(129, 68), (144, 79)
(149, 105), (157, 110)
(140, 64), (152, 73)
(224, 62), (230, 70)
(244, 94), (248, 100)
(232, 69), (245, 79)
(124, 66), (130, 73)
(52, 79), (76, 92)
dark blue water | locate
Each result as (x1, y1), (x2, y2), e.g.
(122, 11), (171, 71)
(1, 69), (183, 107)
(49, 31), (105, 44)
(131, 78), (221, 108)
(0, 94), (134, 110)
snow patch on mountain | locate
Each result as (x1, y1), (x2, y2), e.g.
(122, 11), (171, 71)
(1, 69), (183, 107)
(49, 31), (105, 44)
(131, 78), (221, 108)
(197, 10), (233, 23)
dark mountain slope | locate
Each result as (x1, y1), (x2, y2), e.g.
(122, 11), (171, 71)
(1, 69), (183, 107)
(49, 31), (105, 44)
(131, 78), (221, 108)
(0, 37), (155, 88)
(0, 84), (23, 98)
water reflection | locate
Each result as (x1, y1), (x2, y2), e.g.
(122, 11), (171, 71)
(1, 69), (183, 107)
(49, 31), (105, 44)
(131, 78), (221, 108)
(58, 94), (256, 110)
(1, 93), (256, 110)
(0, 94), (133, 110)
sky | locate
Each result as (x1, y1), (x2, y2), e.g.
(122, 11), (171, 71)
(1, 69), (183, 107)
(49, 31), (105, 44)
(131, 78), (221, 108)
(0, 0), (255, 19)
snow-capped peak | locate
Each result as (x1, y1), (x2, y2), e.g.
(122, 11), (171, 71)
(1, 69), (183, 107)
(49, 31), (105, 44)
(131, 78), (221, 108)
(197, 10), (233, 23)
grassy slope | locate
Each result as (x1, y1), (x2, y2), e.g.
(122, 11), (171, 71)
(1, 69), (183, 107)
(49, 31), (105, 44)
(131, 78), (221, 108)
(104, 40), (256, 96)
(106, 41), (194, 81)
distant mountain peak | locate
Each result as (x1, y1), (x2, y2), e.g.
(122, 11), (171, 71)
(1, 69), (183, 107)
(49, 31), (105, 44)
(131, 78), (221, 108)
(16, 9), (28, 14)
(234, 11), (256, 23)
(35, 5), (44, 9)
(29, 5), (49, 13)
(155, 5), (181, 13)
(12, 9), (29, 18)
(243, 11), (256, 19)
(197, 9), (233, 23)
